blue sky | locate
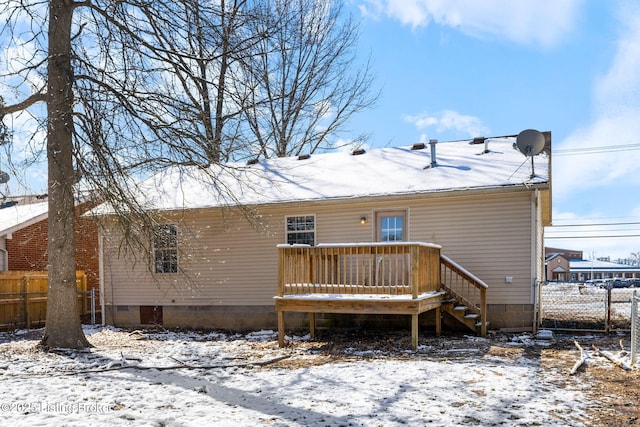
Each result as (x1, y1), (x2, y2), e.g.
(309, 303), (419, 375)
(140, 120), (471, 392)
(344, 0), (640, 261)
(1, 0), (639, 261)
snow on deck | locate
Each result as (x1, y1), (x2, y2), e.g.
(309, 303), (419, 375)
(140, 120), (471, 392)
(275, 290), (446, 301)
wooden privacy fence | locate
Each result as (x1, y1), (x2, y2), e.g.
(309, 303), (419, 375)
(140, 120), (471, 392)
(0, 271), (88, 330)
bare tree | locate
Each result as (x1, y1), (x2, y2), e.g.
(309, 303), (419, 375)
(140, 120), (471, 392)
(241, 0), (377, 158)
(0, 0), (376, 349)
(1, 0), (254, 349)
(630, 251), (640, 266)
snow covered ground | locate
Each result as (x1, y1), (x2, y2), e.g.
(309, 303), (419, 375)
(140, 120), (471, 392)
(0, 326), (592, 426)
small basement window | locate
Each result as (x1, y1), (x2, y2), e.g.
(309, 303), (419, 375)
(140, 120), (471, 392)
(285, 215), (315, 245)
(153, 224), (178, 274)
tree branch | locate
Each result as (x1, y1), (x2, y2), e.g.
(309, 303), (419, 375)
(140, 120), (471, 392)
(0, 92), (46, 117)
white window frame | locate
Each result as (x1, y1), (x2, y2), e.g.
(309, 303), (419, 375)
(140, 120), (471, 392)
(153, 224), (178, 274)
(375, 210), (408, 242)
(285, 215), (316, 246)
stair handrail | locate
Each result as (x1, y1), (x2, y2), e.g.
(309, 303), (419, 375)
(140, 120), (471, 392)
(440, 254), (488, 337)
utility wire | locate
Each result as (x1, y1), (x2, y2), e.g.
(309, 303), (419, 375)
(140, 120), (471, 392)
(546, 234), (640, 239)
(554, 143), (640, 156)
(547, 221), (640, 228)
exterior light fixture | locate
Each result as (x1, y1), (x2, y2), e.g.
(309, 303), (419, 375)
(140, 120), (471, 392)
(360, 215), (367, 224)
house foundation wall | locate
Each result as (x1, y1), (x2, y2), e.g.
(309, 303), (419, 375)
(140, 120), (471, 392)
(105, 304), (535, 333)
(487, 303), (535, 331)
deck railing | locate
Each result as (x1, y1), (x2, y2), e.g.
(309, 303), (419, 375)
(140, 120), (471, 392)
(440, 254), (488, 336)
(278, 242), (442, 298)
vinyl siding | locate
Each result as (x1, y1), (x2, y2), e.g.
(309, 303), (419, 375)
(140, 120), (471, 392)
(102, 188), (538, 308)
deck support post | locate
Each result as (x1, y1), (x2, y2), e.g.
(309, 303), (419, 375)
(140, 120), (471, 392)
(309, 312), (316, 339)
(277, 310), (285, 347)
(411, 314), (419, 349)
(435, 306), (441, 337)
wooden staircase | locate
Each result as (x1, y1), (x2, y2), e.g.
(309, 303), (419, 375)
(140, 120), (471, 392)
(441, 298), (483, 332)
(439, 255), (488, 336)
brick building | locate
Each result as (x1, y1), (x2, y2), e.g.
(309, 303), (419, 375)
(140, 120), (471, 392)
(0, 195), (100, 292)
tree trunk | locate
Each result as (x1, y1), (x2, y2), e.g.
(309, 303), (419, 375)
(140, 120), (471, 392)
(40, 0), (90, 350)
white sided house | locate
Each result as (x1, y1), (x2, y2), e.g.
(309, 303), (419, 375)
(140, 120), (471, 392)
(96, 132), (552, 342)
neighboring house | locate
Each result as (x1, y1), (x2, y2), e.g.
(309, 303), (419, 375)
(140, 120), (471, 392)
(544, 247), (640, 281)
(95, 132), (552, 333)
(0, 195), (100, 292)
(545, 253), (570, 282)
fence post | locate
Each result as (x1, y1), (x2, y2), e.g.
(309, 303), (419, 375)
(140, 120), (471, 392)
(90, 288), (96, 325)
(606, 288), (612, 332)
(631, 290), (637, 366)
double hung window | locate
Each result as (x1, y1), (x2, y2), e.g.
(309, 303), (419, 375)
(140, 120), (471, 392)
(285, 215), (315, 245)
(154, 224), (178, 274)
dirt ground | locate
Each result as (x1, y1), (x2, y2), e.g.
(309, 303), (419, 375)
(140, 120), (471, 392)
(3, 327), (639, 426)
(267, 329), (640, 427)
(538, 335), (640, 427)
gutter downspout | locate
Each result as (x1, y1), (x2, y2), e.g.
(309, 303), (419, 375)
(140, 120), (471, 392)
(532, 189), (540, 333)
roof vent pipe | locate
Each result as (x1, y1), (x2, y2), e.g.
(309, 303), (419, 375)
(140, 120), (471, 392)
(484, 138), (489, 153)
(429, 139), (438, 168)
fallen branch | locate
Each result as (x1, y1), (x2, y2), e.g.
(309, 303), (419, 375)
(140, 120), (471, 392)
(123, 352), (142, 362)
(592, 345), (631, 371)
(73, 354), (291, 375)
(570, 340), (588, 375)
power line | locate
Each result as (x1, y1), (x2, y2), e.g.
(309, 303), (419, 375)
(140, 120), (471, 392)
(553, 215), (640, 222)
(547, 221), (640, 228)
(545, 234), (640, 239)
(554, 143), (640, 156)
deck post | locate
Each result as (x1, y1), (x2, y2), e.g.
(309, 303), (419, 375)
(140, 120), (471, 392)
(277, 310), (285, 347)
(410, 246), (419, 299)
(435, 306), (441, 337)
(411, 313), (418, 349)
(480, 288), (487, 337)
(309, 312), (316, 339)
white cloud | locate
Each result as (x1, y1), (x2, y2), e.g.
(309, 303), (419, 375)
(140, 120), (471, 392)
(549, 2), (640, 259)
(404, 109), (489, 138)
(361, 0), (583, 47)
(554, 3), (640, 201)
(594, 3), (640, 116)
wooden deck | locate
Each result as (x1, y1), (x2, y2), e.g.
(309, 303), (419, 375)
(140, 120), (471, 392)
(275, 242), (487, 348)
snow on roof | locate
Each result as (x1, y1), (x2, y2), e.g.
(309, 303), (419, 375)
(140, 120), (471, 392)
(0, 200), (49, 237)
(94, 135), (550, 214)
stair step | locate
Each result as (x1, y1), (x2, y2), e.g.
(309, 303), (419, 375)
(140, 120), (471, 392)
(464, 313), (480, 319)
(453, 306), (467, 311)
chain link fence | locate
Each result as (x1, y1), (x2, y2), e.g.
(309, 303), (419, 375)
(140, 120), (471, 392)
(539, 282), (635, 332)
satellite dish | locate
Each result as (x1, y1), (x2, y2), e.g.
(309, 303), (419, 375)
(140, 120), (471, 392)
(0, 170), (9, 184)
(515, 129), (545, 179)
(515, 129), (545, 156)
